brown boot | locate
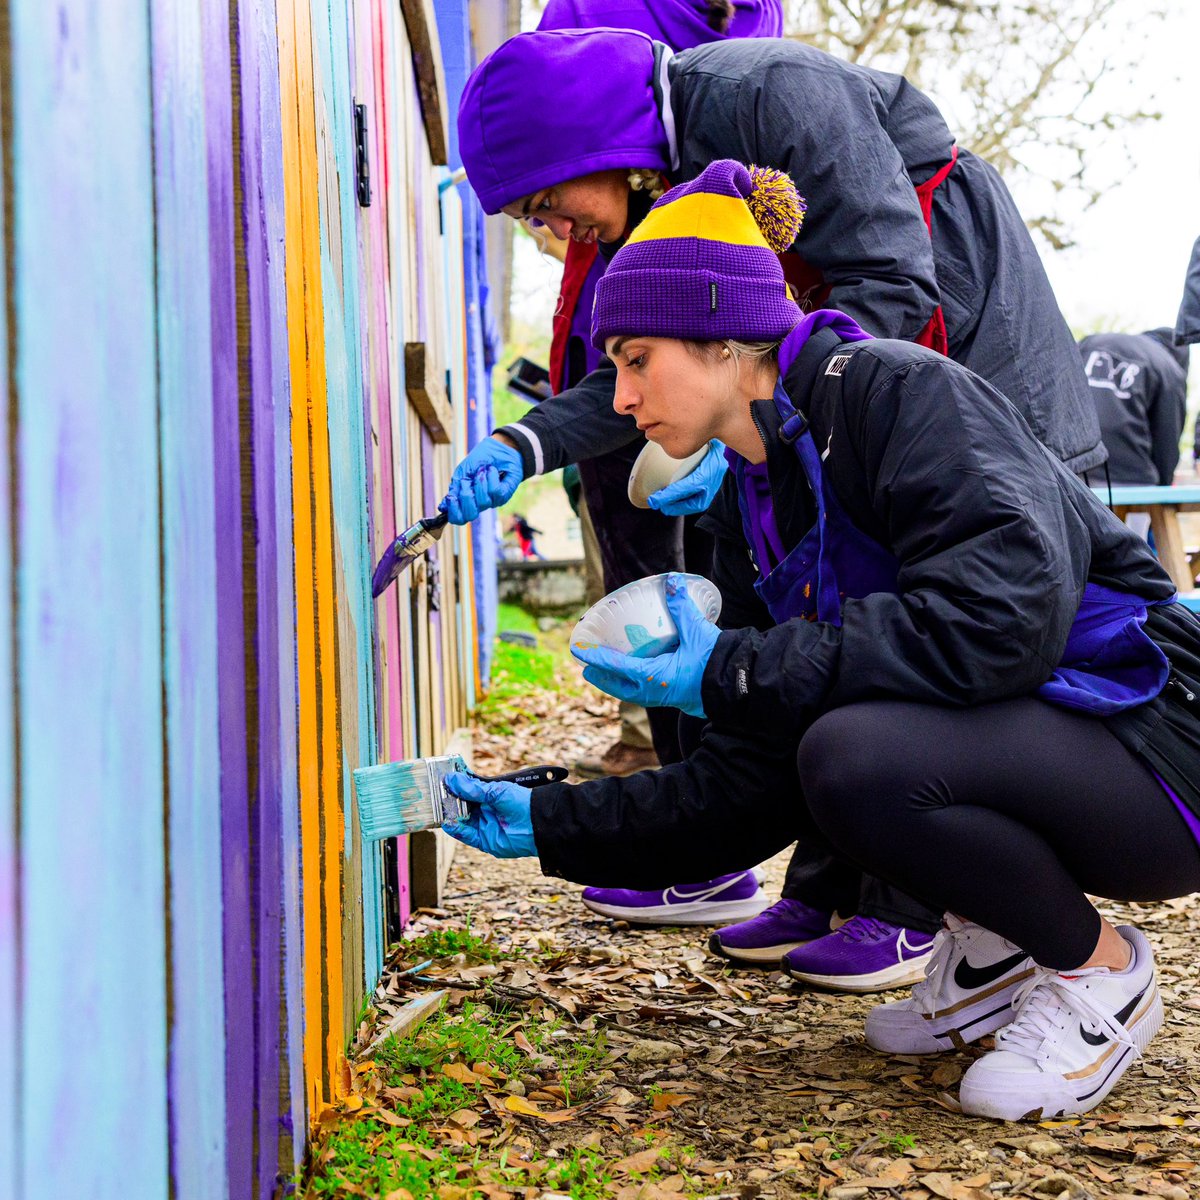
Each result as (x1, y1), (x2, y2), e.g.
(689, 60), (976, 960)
(574, 739), (661, 779)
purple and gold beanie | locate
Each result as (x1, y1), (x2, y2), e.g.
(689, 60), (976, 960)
(591, 159), (806, 349)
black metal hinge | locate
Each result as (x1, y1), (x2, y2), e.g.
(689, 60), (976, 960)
(354, 102), (371, 207)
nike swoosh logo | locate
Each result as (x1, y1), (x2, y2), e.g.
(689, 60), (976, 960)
(663, 874), (751, 905)
(1080, 987), (1146, 1046)
(953, 951), (1031, 991)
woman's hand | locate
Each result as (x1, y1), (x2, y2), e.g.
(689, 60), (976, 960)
(572, 574), (721, 717)
(441, 773), (537, 858)
(441, 436), (525, 524)
(647, 441), (728, 515)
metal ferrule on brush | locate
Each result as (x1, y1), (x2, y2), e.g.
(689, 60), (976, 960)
(352, 753), (468, 840)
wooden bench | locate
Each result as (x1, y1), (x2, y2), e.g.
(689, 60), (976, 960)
(1091, 484), (1200, 611)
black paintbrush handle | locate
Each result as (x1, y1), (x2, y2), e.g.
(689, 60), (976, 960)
(480, 765), (569, 788)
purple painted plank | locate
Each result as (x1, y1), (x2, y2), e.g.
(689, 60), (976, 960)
(148, 0), (229, 1193)
(201, 0), (255, 1193)
(233, 0), (304, 1186)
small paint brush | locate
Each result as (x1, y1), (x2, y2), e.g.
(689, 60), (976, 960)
(353, 753), (568, 841)
(372, 511), (450, 598)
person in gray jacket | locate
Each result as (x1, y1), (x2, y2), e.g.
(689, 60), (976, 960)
(1078, 329), (1189, 486)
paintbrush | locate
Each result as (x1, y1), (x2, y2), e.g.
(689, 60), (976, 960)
(353, 753), (568, 841)
(372, 511), (450, 598)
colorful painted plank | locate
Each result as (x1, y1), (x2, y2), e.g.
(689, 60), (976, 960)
(10, 2), (168, 1196)
(147, 1), (229, 1195)
(0, 13), (16, 1193)
(232, 0), (308, 1186)
(277, 0), (348, 1115)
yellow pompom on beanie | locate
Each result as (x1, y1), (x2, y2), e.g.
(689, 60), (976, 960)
(592, 158), (806, 348)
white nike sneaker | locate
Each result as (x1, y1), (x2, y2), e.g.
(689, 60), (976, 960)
(959, 925), (1163, 1121)
(865, 914), (1035, 1054)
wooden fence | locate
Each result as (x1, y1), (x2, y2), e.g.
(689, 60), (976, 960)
(0, 0), (499, 1195)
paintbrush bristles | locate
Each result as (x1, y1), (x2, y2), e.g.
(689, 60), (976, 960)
(353, 754), (468, 841)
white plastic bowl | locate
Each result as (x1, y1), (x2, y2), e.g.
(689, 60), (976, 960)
(626, 440), (710, 510)
(571, 573), (722, 659)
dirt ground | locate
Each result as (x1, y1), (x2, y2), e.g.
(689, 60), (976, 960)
(391, 675), (1200, 1200)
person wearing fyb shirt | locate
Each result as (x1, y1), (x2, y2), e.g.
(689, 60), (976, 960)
(534, 0), (784, 795)
(443, 161), (1200, 1121)
(445, 25), (1104, 984)
(1078, 329), (1189, 486)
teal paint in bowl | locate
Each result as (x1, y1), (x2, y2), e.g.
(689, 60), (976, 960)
(570, 573), (722, 658)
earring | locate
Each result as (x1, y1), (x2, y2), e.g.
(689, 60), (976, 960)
(720, 346), (732, 359)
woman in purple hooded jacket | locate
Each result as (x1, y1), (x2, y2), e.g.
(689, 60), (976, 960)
(527, 0), (832, 964)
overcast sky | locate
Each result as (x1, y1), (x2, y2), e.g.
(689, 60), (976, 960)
(1015, 1), (1198, 338)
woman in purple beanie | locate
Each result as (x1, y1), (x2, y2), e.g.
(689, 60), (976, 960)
(443, 160), (1200, 1122)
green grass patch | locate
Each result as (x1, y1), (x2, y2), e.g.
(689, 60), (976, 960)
(477, 604), (585, 736)
(302, 1000), (701, 1199)
(486, 640), (558, 700)
(495, 602), (539, 634)
(393, 925), (515, 968)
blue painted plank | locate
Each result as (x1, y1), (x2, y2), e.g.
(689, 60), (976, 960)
(147, 1), (229, 1196)
(11, 2), (168, 1196)
(1091, 485), (1200, 505)
(0, 44), (17, 1199)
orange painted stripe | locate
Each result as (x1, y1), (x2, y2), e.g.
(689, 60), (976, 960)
(275, 0), (345, 1118)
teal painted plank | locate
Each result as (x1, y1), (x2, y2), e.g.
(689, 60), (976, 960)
(0, 30), (18, 1196)
(11, 3), (168, 1197)
(1091, 484), (1200, 505)
(311, 0), (384, 991)
(148, 0), (228, 1195)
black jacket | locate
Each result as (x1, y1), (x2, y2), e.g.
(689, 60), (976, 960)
(500, 39), (1103, 475)
(530, 329), (1200, 886)
(1078, 330), (1189, 486)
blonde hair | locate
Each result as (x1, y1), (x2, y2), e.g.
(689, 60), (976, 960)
(684, 338), (783, 367)
(627, 169), (667, 201)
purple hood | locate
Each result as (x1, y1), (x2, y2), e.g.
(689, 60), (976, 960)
(457, 29), (671, 216)
(537, 0), (783, 47)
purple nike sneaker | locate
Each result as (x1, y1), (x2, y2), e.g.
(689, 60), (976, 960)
(781, 915), (936, 993)
(580, 869), (767, 925)
(709, 898), (834, 965)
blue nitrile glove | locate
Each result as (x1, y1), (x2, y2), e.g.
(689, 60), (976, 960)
(647, 441), (728, 516)
(571, 573), (721, 717)
(441, 773), (537, 858)
(441, 437), (525, 524)
(648, 441), (729, 516)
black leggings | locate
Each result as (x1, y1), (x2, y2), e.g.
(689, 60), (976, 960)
(798, 698), (1200, 969)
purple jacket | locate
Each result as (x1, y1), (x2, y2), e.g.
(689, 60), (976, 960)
(537, 0), (782, 46)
